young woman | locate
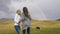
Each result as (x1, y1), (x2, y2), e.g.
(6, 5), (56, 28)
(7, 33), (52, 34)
(14, 9), (22, 34)
(21, 7), (31, 34)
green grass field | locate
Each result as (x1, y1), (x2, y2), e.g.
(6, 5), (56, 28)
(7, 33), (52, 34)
(0, 19), (60, 34)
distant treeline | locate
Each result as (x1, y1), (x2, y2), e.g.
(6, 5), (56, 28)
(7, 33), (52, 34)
(56, 19), (60, 21)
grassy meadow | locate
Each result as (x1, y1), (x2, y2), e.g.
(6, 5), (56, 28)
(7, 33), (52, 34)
(0, 19), (60, 34)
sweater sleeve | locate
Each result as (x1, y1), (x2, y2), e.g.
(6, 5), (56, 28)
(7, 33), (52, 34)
(14, 14), (21, 23)
(28, 14), (32, 20)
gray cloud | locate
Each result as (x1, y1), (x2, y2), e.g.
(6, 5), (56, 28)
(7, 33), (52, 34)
(0, 0), (13, 18)
(38, 0), (60, 19)
(0, 0), (60, 20)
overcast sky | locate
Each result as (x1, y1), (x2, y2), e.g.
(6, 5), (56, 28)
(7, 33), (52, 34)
(0, 0), (60, 20)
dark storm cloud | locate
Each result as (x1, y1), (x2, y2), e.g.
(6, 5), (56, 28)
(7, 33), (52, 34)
(0, 4), (9, 12)
(0, 0), (11, 12)
(0, 0), (14, 18)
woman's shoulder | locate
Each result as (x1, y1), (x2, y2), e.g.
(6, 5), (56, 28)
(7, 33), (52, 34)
(21, 13), (24, 16)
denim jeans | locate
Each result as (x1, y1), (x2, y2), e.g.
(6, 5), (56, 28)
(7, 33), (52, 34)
(14, 25), (20, 34)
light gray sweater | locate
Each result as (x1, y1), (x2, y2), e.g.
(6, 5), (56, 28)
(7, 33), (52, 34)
(21, 13), (31, 30)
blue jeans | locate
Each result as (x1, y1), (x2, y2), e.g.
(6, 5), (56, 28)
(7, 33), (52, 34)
(14, 25), (20, 34)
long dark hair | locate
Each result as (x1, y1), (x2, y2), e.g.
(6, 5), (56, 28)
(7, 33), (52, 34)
(23, 7), (29, 17)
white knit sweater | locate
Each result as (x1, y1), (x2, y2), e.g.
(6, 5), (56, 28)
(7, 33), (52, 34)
(14, 14), (22, 26)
